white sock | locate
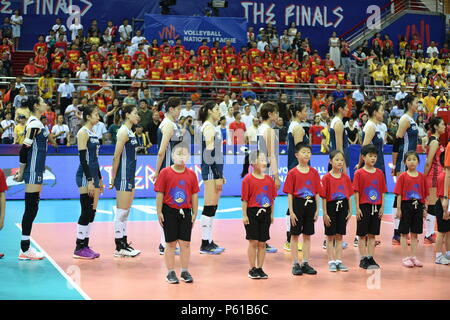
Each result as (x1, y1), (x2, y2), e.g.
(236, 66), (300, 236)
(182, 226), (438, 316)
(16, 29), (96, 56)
(425, 215), (436, 237)
(208, 216), (215, 243)
(21, 235), (30, 241)
(201, 215), (212, 241)
(160, 224), (166, 247)
(77, 224), (88, 240)
(436, 252), (442, 258)
(286, 214), (291, 232)
(394, 216), (400, 229)
(335, 259), (342, 264)
(122, 209), (129, 237)
(86, 223), (91, 238)
(328, 260), (335, 265)
(114, 208), (128, 239)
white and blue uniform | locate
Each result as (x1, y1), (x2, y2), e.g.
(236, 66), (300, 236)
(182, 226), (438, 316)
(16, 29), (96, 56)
(287, 121), (309, 171)
(257, 122), (275, 176)
(363, 120), (385, 173)
(114, 126), (138, 192)
(157, 117), (182, 171)
(23, 116), (48, 185)
(76, 127), (101, 188)
(329, 117), (349, 167)
(395, 114), (418, 173)
(201, 121), (223, 181)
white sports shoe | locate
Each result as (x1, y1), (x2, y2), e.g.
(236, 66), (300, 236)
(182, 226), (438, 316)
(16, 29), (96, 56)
(435, 255), (450, 265)
(19, 247), (45, 260)
(114, 242), (141, 257)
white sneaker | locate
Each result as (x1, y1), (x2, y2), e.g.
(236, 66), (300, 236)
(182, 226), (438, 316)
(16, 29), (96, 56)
(435, 255), (450, 265)
(19, 247), (45, 260)
(114, 243), (141, 257)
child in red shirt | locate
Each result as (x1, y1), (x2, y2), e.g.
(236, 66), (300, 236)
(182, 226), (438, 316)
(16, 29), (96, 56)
(154, 143), (199, 284)
(320, 150), (353, 272)
(241, 151), (277, 279)
(0, 168), (7, 258)
(353, 144), (387, 270)
(394, 150), (428, 268)
(283, 143), (321, 276)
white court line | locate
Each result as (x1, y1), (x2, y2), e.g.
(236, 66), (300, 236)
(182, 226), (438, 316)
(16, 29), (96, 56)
(15, 224), (91, 300)
(96, 209), (112, 215)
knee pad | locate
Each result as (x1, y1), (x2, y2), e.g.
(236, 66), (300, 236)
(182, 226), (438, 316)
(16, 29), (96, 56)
(78, 194), (92, 225)
(202, 205), (217, 217)
(115, 208), (128, 222)
(427, 205), (436, 216)
(24, 192), (39, 215)
(90, 209), (96, 223)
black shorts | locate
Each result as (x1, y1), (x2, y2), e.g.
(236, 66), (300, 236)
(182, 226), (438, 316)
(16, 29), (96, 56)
(244, 207), (271, 242)
(290, 197), (317, 236)
(435, 199), (450, 233)
(356, 203), (382, 237)
(162, 204), (193, 243)
(398, 200), (424, 235)
(324, 199), (349, 236)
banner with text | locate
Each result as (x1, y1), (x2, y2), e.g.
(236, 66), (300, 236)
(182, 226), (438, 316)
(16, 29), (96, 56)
(144, 14), (247, 50)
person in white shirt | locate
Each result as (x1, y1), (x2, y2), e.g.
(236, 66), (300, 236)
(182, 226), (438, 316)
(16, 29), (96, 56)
(245, 118), (259, 144)
(52, 17), (67, 38)
(76, 64), (89, 91)
(225, 106), (234, 128)
(426, 41), (439, 58)
(69, 21), (83, 42)
(394, 86), (408, 102)
(119, 19), (133, 43)
(219, 94), (233, 116)
(131, 30), (146, 45)
(64, 98), (82, 143)
(180, 100), (196, 119)
(376, 122), (388, 143)
(57, 76), (76, 115)
(130, 62), (146, 80)
(240, 104), (254, 130)
(92, 120), (108, 144)
(51, 115), (71, 146)
(11, 9), (23, 50)
(257, 36), (269, 52)
(1, 111), (15, 144)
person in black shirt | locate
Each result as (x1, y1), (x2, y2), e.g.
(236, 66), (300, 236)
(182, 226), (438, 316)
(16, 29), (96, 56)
(146, 110), (160, 146)
(345, 117), (360, 145)
(277, 93), (290, 127)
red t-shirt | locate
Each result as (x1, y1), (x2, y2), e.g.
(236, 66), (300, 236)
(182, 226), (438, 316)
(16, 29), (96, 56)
(154, 166), (200, 209)
(394, 171), (428, 203)
(229, 121), (246, 145)
(283, 167), (321, 198)
(320, 172), (353, 201)
(353, 168), (387, 205)
(0, 169), (7, 192)
(241, 174), (277, 208)
(310, 125), (324, 145)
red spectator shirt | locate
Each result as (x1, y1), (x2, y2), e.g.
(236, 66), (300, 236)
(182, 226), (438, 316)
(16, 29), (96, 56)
(410, 39), (422, 51)
(310, 125), (324, 145)
(229, 121), (246, 145)
(0, 169), (7, 193)
(353, 168), (387, 205)
(241, 173), (277, 208)
(33, 42), (47, 55)
(394, 171), (428, 203)
(222, 45), (236, 55)
(54, 41), (67, 52)
(23, 64), (37, 76)
(197, 45), (210, 57)
(154, 166), (199, 209)
(283, 167), (322, 198)
(67, 50), (80, 64)
(320, 172), (354, 201)
(51, 52), (64, 71)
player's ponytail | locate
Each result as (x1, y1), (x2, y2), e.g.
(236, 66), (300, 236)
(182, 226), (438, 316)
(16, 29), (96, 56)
(120, 105), (136, 121)
(198, 100), (217, 123)
(329, 98), (346, 117)
(241, 149), (262, 178)
(425, 116), (443, 134)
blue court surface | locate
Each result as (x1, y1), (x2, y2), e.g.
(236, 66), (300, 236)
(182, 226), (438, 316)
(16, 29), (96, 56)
(0, 194), (396, 300)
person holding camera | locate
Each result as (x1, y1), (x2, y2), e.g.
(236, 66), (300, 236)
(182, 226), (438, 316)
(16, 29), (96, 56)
(135, 124), (149, 154)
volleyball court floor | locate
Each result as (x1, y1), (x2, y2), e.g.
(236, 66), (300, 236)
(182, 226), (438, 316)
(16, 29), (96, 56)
(1, 194), (449, 300)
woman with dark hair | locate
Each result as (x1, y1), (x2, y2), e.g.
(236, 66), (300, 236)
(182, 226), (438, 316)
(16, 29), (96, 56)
(329, 99), (350, 172)
(109, 105), (141, 257)
(73, 106), (102, 259)
(13, 96), (49, 260)
(198, 101), (224, 255)
(423, 117), (446, 246)
(392, 95), (419, 245)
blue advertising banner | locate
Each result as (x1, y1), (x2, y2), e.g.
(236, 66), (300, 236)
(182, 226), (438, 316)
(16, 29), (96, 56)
(0, 153), (425, 200)
(144, 14), (248, 50)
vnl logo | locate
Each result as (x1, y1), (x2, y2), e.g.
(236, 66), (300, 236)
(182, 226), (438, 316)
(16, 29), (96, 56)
(403, 20), (432, 46)
(158, 24), (180, 44)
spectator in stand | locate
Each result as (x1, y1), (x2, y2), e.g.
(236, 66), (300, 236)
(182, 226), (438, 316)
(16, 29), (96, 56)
(43, 105), (56, 131)
(38, 70), (55, 104)
(320, 118), (331, 153)
(10, 9), (23, 50)
(219, 94), (233, 117)
(229, 111), (246, 146)
(51, 114), (71, 146)
(394, 84), (408, 104)
(352, 46), (367, 85)
(147, 110), (160, 146)
(329, 32), (340, 68)
(423, 89), (437, 115)
(352, 85), (367, 114)
(119, 19), (133, 44)
(1, 111), (15, 144)
(346, 116), (360, 145)
(135, 124), (149, 154)
(69, 20), (83, 42)
(13, 114), (26, 144)
(13, 87), (27, 109)
(57, 76), (76, 116)
(34, 48), (48, 76)
(332, 83), (346, 101)
(247, 26), (255, 43)
(22, 58), (38, 78)
(75, 63), (89, 92)
(93, 119), (108, 145)
(52, 17), (67, 38)
(340, 40), (351, 72)
(310, 114), (324, 145)
(1, 17), (12, 40)
(123, 89), (137, 106)
(275, 117), (287, 145)
(65, 97), (82, 143)
(241, 104), (254, 130)
(180, 100), (196, 119)
(138, 99), (152, 138)
(427, 41), (439, 58)
(225, 106), (234, 128)
(242, 91), (258, 117)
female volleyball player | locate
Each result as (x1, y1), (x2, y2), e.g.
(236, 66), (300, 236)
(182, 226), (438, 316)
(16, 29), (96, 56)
(423, 117), (446, 244)
(155, 143), (199, 284)
(13, 96), (48, 260)
(109, 105), (140, 257)
(392, 95), (419, 245)
(241, 150), (276, 279)
(284, 104), (309, 252)
(198, 101), (225, 254)
(329, 99), (350, 172)
(434, 151), (450, 264)
(394, 151), (428, 267)
(257, 101), (280, 253)
(321, 150), (353, 272)
(154, 97), (182, 255)
(73, 106), (102, 259)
